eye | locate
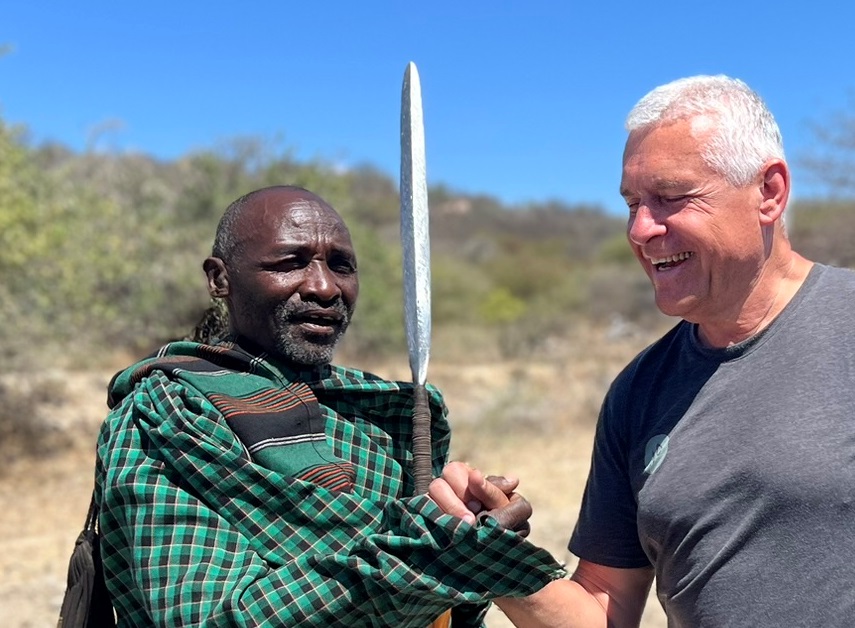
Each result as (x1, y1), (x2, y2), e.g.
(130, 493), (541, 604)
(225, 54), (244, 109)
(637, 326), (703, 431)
(625, 200), (640, 216)
(264, 256), (307, 272)
(329, 255), (357, 274)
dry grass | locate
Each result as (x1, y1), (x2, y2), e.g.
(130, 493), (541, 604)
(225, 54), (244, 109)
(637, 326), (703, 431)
(0, 323), (670, 627)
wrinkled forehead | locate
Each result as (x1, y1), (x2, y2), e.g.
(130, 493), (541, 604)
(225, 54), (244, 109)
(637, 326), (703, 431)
(240, 192), (350, 243)
(620, 118), (718, 196)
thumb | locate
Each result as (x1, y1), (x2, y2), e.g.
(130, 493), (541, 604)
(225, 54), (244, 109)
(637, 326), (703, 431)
(469, 469), (511, 511)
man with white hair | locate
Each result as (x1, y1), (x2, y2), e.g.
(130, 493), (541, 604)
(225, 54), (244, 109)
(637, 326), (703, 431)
(451, 75), (855, 625)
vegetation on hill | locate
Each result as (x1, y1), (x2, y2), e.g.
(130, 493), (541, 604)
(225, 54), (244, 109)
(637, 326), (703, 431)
(3, 108), (855, 376)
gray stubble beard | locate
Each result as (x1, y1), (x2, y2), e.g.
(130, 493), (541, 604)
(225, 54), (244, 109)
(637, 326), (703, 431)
(272, 298), (352, 367)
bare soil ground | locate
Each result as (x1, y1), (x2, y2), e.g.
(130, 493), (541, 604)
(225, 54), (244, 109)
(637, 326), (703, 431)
(1, 327), (668, 627)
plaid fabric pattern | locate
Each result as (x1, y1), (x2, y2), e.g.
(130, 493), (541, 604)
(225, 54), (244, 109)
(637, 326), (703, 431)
(109, 342), (358, 492)
(96, 340), (564, 627)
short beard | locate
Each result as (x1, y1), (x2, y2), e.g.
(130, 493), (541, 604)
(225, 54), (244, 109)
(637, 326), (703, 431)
(271, 297), (352, 367)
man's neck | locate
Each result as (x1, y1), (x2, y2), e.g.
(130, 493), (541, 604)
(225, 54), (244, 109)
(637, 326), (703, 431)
(696, 254), (813, 348)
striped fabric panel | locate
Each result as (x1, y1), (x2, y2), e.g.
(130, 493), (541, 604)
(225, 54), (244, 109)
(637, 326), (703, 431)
(112, 341), (356, 492)
(299, 463), (358, 493)
(248, 433), (328, 453)
(208, 386), (317, 418)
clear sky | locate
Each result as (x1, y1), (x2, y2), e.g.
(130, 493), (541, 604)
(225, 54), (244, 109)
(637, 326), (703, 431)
(3, 1), (853, 215)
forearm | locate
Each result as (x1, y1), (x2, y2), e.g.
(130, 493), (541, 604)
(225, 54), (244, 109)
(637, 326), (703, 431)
(495, 579), (609, 628)
(494, 561), (653, 628)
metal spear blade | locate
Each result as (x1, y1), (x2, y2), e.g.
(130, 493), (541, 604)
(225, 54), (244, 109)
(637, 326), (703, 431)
(400, 61), (433, 496)
(400, 61), (431, 387)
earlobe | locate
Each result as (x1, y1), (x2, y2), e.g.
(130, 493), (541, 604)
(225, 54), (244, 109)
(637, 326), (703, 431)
(203, 257), (230, 297)
(758, 160), (790, 226)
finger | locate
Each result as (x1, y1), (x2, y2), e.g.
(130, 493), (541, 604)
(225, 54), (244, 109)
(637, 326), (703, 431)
(469, 468), (511, 511)
(428, 478), (477, 525)
(504, 493), (533, 538)
(479, 493), (532, 534)
(441, 462), (482, 512)
(485, 474), (520, 495)
(440, 461), (472, 500)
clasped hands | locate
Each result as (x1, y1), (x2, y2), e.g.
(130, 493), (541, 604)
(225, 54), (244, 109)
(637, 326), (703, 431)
(429, 461), (532, 537)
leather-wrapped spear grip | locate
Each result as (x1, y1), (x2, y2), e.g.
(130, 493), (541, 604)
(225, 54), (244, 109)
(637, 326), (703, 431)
(400, 61), (434, 496)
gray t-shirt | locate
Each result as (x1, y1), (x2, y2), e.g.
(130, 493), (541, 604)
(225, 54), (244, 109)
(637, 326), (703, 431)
(570, 263), (855, 626)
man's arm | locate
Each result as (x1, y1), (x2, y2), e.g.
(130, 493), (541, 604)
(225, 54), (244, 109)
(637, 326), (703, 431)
(429, 463), (652, 627)
(97, 378), (561, 626)
(495, 560), (653, 627)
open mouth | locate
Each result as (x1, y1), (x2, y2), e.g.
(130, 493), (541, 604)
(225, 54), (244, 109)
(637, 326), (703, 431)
(650, 251), (693, 271)
(293, 310), (343, 334)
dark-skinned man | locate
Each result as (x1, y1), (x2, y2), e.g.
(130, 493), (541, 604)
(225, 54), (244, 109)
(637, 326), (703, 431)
(94, 185), (564, 627)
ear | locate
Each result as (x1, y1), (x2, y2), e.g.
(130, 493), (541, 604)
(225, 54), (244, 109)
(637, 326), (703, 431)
(203, 257), (230, 298)
(758, 159), (790, 227)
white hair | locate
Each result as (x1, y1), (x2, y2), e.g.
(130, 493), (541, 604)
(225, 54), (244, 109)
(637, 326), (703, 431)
(625, 75), (785, 186)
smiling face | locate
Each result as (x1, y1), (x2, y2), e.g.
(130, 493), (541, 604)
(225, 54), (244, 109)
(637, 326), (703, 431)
(206, 187), (359, 367)
(620, 117), (769, 326)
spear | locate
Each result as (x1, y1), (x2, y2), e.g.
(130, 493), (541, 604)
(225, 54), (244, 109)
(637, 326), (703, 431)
(400, 56), (453, 628)
(400, 61), (433, 496)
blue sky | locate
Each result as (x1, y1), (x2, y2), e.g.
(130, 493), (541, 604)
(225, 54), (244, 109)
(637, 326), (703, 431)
(3, 1), (854, 215)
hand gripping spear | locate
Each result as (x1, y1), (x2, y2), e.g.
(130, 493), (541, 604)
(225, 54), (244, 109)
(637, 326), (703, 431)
(400, 62), (434, 497)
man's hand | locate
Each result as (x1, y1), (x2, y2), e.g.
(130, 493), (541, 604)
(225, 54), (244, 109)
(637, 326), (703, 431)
(428, 461), (532, 536)
(478, 490), (532, 537)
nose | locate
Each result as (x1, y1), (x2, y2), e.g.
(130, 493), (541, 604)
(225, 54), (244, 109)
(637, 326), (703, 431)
(627, 203), (666, 246)
(302, 261), (341, 302)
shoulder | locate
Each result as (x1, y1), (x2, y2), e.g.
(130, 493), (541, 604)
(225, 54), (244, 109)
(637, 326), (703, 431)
(99, 369), (186, 468)
(609, 322), (688, 397)
(106, 341), (253, 408)
(102, 368), (202, 436)
(795, 263), (855, 316)
(596, 321), (691, 443)
(814, 263), (855, 289)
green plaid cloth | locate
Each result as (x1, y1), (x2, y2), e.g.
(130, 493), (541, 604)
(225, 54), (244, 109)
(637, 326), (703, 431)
(96, 340), (564, 627)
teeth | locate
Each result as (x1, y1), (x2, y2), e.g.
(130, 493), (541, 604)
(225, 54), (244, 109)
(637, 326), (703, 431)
(650, 252), (693, 265)
(306, 315), (338, 324)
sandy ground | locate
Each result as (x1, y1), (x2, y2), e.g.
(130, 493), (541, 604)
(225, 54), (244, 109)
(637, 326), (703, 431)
(1, 330), (668, 627)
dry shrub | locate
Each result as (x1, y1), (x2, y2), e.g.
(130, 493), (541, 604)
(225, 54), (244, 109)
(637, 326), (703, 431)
(0, 372), (74, 464)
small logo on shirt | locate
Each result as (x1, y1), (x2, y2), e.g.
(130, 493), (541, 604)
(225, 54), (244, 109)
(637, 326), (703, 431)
(644, 434), (669, 475)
